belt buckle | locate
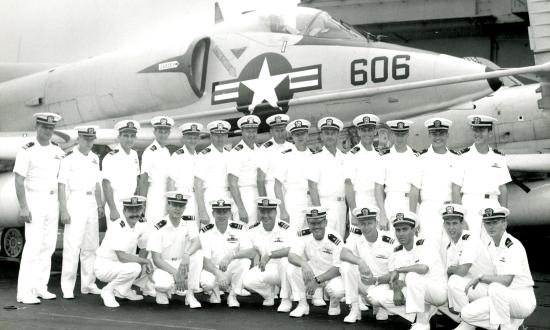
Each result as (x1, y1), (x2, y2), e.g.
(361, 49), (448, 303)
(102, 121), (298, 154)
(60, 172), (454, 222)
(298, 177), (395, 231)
(50, 190), (55, 195)
(86, 191), (93, 196)
(484, 194), (490, 199)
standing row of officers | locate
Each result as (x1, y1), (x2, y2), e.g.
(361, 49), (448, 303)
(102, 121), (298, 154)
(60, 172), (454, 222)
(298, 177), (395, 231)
(13, 111), (536, 330)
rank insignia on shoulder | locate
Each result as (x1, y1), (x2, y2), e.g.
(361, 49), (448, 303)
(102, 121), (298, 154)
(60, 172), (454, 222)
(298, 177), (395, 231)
(493, 149), (504, 155)
(200, 223), (214, 233)
(350, 146), (360, 154)
(175, 148), (185, 155)
(65, 150), (73, 157)
(462, 234), (470, 240)
(328, 233), (341, 245)
(278, 221), (289, 229)
(23, 142), (35, 149)
(224, 145), (232, 151)
(282, 148), (292, 154)
(416, 239), (425, 246)
(181, 216), (195, 221)
(109, 149), (119, 155)
(263, 140), (274, 148)
(505, 237), (513, 248)
(119, 220), (125, 228)
(234, 144), (243, 151)
(382, 235), (395, 244)
(249, 222), (261, 229)
(379, 149), (390, 156)
(154, 220), (167, 230)
(417, 149), (428, 155)
(311, 149), (321, 154)
(229, 222), (243, 230)
(150, 145), (157, 151)
(298, 228), (311, 237)
(394, 245), (403, 252)
(350, 226), (362, 235)
(201, 147), (211, 155)
(51, 141), (59, 146)
(457, 147), (470, 155)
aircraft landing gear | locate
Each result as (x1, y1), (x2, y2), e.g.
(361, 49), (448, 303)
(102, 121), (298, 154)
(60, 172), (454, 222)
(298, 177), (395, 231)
(1, 227), (24, 259)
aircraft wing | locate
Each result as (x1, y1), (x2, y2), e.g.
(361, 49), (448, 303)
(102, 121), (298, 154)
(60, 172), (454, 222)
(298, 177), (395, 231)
(527, 0), (550, 110)
(506, 154), (550, 172)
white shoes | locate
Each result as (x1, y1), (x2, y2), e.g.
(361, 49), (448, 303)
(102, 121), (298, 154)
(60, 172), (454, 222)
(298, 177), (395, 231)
(410, 322), (431, 330)
(240, 289), (251, 296)
(185, 294), (202, 309)
(289, 303), (310, 318)
(63, 293), (75, 299)
(100, 288), (119, 308)
(454, 322), (476, 330)
(142, 288), (156, 297)
(155, 292), (169, 305)
(81, 285), (102, 295)
(277, 299), (292, 313)
(115, 289), (143, 301)
(262, 297), (275, 306)
(328, 298), (341, 316)
(34, 290), (56, 300)
(209, 291), (221, 304)
(227, 293), (240, 308)
(376, 308), (389, 321)
(312, 297), (326, 306)
(344, 303), (362, 323)
(17, 294), (41, 304)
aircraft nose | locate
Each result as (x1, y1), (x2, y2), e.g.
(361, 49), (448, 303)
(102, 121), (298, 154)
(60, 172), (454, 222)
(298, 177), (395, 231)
(485, 67), (503, 92)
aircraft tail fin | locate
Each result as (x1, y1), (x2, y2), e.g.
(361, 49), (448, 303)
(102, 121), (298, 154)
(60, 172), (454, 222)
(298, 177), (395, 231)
(0, 63), (57, 84)
(215, 2), (224, 24)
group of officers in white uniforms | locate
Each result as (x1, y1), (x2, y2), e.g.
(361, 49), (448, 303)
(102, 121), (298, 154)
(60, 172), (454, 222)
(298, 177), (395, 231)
(13, 110), (536, 330)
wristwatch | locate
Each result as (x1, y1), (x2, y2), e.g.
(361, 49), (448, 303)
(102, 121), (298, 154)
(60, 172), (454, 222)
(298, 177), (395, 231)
(314, 276), (322, 284)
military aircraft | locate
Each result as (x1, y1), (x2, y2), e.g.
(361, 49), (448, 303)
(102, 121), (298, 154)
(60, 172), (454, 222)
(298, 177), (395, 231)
(1, 5), (549, 258)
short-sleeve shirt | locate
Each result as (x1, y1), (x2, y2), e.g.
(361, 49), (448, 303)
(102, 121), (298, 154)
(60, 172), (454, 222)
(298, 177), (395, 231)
(389, 238), (446, 286)
(227, 141), (259, 187)
(248, 220), (292, 264)
(96, 218), (148, 262)
(273, 145), (312, 192)
(488, 232), (534, 289)
(194, 144), (229, 190)
(375, 145), (418, 193)
(445, 230), (495, 277)
(101, 144), (140, 199)
(412, 146), (458, 201)
(141, 139), (171, 184)
(13, 139), (64, 192)
(258, 138), (293, 181)
(147, 216), (199, 260)
(58, 147), (100, 192)
(346, 143), (383, 197)
(199, 221), (253, 265)
(306, 147), (347, 198)
(168, 145), (197, 192)
(451, 145), (512, 195)
(289, 228), (343, 275)
(345, 229), (395, 277)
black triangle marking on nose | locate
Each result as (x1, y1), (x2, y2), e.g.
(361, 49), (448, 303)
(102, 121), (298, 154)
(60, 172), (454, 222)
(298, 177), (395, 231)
(231, 47), (247, 59)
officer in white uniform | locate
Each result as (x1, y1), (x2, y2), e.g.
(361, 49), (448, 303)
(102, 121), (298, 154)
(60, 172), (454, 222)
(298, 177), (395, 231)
(369, 211), (447, 330)
(243, 197), (293, 311)
(102, 120), (141, 227)
(147, 192), (203, 307)
(451, 115), (511, 241)
(273, 119), (313, 232)
(375, 120), (418, 231)
(345, 114), (383, 217)
(167, 122), (203, 228)
(440, 204), (494, 316)
(199, 199), (256, 308)
(14, 112), (65, 304)
(410, 118), (458, 250)
(307, 117), (347, 237)
(58, 125), (103, 299)
(257, 114), (292, 197)
(194, 120), (232, 225)
(287, 207), (346, 318)
(340, 205), (395, 323)
(94, 196), (153, 308)
(456, 207), (536, 330)
(139, 116), (174, 225)
(228, 115), (261, 225)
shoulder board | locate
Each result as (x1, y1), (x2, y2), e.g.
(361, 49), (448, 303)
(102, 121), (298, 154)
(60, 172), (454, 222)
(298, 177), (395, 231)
(394, 245), (403, 252)
(200, 147), (211, 155)
(350, 226), (362, 235)
(277, 221), (290, 230)
(460, 147), (470, 154)
(350, 146), (360, 154)
(224, 145), (232, 152)
(249, 222), (261, 229)
(150, 145), (157, 151)
(229, 222), (243, 230)
(462, 234), (470, 240)
(175, 148), (185, 155)
(412, 149), (422, 156)
(493, 148), (504, 155)
(109, 149), (120, 155)
(119, 220), (125, 228)
(416, 239), (425, 246)
(200, 223), (214, 233)
(418, 149), (428, 155)
(449, 149), (460, 155)
(311, 149), (321, 154)
(181, 215), (195, 221)
(234, 144), (243, 151)
(263, 140), (274, 148)
(22, 141), (35, 149)
(298, 228), (311, 237)
(51, 141), (59, 146)
(328, 233), (341, 245)
(382, 235), (395, 244)
(154, 219), (167, 230)
(65, 150), (73, 157)
(505, 237), (513, 248)
(282, 148), (292, 154)
(379, 149), (390, 156)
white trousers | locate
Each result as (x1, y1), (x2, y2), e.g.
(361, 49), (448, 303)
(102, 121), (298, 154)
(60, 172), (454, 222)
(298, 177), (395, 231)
(242, 260), (291, 300)
(17, 190), (59, 297)
(94, 257), (142, 295)
(461, 283), (536, 330)
(200, 258), (251, 295)
(61, 193), (99, 295)
(417, 199), (450, 259)
(152, 252), (203, 293)
(284, 188), (310, 233)
(384, 193), (409, 235)
(145, 182), (167, 226)
(447, 274), (488, 312)
(286, 264), (345, 302)
(265, 178), (276, 198)
(233, 186), (258, 226)
(320, 198), (347, 238)
(370, 272), (447, 323)
(461, 194), (500, 242)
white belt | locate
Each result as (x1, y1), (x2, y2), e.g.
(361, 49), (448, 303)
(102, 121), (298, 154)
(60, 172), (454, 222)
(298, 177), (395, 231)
(463, 193), (498, 200)
(385, 191), (409, 197)
(27, 188), (57, 195)
(176, 187), (195, 194)
(70, 190), (95, 195)
(320, 196), (345, 202)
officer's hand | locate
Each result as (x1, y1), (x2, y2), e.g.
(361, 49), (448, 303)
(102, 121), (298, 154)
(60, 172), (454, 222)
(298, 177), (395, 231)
(219, 254), (233, 272)
(389, 271), (398, 287)
(301, 264), (315, 283)
(97, 206), (105, 219)
(174, 271), (187, 292)
(19, 207), (32, 224)
(379, 214), (389, 231)
(144, 259), (154, 274)
(358, 261), (371, 278)
(199, 210), (210, 224)
(305, 280), (318, 296)
(259, 253), (271, 272)
(216, 271), (229, 291)
(60, 209), (71, 225)
(238, 207), (248, 224)
(179, 254), (190, 275)
(110, 209), (120, 221)
(393, 289), (405, 306)
(464, 276), (481, 294)
(280, 209), (290, 223)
